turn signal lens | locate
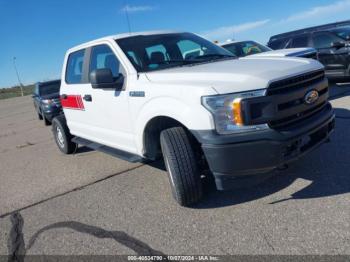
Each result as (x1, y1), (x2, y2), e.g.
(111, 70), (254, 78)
(232, 98), (243, 125)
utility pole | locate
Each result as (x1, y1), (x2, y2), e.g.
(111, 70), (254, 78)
(13, 57), (24, 97)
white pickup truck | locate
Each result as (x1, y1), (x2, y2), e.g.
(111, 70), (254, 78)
(53, 31), (335, 206)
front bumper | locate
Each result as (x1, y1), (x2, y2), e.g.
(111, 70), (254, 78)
(191, 103), (335, 190)
(42, 106), (63, 121)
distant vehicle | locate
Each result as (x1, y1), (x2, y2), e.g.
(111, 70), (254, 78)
(32, 80), (62, 125)
(221, 40), (317, 59)
(267, 20), (350, 80)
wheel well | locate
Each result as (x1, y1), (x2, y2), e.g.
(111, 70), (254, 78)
(143, 116), (200, 160)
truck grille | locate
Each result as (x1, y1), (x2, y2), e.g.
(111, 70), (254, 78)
(267, 70), (325, 96)
(267, 70), (327, 130)
(52, 98), (62, 107)
(241, 69), (330, 131)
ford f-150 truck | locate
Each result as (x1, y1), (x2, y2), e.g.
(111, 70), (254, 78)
(53, 31), (335, 206)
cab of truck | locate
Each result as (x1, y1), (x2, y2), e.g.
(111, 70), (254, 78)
(52, 31), (335, 206)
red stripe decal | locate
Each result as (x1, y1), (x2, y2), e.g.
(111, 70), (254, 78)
(61, 95), (85, 110)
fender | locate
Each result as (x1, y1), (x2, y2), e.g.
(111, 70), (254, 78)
(134, 96), (213, 156)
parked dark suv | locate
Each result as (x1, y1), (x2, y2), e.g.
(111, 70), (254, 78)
(32, 80), (62, 125)
(268, 20), (350, 80)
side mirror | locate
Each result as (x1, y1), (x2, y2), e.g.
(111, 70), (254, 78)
(331, 41), (345, 49)
(90, 69), (124, 90)
(32, 94), (37, 98)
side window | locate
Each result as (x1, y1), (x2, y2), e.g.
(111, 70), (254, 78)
(313, 33), (341, 49)
(90, 44), (121, 77)
(66, 49), (85, 84)
(177, 40), (203, 59)
(268, 38), (288, 50)
(291, 35), (309, 48)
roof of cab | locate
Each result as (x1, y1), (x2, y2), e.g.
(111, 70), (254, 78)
(219, 40), (262, 46)
(67, 30), (183, 53)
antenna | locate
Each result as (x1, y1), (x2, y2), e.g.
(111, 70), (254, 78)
(124, 1), (132, 34)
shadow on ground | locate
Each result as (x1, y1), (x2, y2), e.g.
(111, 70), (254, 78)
(7, 213), (165, 261)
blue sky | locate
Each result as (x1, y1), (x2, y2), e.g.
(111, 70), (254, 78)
(1, 0), (350, 87)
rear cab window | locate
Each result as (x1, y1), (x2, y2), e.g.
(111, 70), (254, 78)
(177, 40), (203, 59)
(39, 82), (60, 96)
(145, 44), (169, 69)
(65, 49), (85, 84)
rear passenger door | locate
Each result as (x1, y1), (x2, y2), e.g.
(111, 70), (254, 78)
(61, 48), (92, 138)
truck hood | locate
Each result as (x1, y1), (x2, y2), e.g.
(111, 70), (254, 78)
(252, 48), (317, 58)
(145, 57), (323, 94)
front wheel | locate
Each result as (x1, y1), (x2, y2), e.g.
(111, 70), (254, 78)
(160, 127), (203, 207)
(43, 114), (51, 126)
(38, 111), (43, 120)
(52, 116), (77, 154)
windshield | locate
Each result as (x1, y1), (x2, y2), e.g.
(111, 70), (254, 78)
(39, 82), (60, 96)
(116, 33), (235, 72)
(331, 27), (350, 40)
(222, 41), (271, 57)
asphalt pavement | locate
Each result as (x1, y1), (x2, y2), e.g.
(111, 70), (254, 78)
(0, 84), (349, 257)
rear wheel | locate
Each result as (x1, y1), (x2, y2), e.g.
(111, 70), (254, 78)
(160, 127), (203, 206)
(52, 115), (77, 154)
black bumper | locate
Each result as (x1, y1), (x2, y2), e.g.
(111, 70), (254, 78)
(191, 103), (335, 190)
(42, 107), (63, 121)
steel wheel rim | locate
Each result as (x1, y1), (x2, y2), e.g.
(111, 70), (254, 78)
(56, 126), (65, 148)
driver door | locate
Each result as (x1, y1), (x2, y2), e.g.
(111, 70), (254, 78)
(83, 44), (135, 153)
(312, 32), (348, 74)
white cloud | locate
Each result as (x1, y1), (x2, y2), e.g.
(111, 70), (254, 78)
(201, 19), (270, 41)
(120, 5), (155, 13)
(282, 0), (350, 22)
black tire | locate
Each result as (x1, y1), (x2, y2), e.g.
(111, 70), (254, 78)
(43, 113), (51, 126)
(38, 111), (43, 120)
(52, 115), (77, 154)
(160, 127), (203, 206)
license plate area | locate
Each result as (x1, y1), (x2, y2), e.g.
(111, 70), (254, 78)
(300, 125), (328, 152)
(282, 119), (334, 159)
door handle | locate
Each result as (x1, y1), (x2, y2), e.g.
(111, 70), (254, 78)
(83, 94), (92, 102)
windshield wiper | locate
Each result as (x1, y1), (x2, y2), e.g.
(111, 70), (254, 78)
(157, 60), (195, 65)
(192, 54), (235, 60)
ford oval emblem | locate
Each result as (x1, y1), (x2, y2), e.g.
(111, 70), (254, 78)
(304, 90), (319, 105)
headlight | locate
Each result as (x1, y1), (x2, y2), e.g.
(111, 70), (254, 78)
(202, 89), (268, 134)
(42, 99), (53, 105)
